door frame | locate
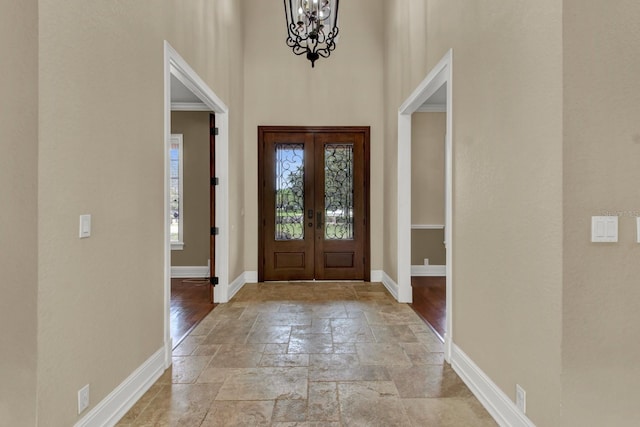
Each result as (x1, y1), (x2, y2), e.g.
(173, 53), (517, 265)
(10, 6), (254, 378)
(163, 41), (230, 367)
(258, 126), (371, 282)
(209, 113), (216, 303)
(397, 49), (453, 361)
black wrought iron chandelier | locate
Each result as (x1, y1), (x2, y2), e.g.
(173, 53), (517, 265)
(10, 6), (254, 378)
(284, 0), (340, 68)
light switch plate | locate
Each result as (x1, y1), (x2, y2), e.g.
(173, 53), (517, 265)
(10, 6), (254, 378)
(79, 214), (91, 238)
(591, 216), (618, 243)
(637, 217), (640, 243)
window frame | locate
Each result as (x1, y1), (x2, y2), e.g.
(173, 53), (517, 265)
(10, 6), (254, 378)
(170, 134), (184, 250)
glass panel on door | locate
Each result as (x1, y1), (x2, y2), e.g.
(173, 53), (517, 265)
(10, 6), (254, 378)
(275, 143), (305, 240)
(324, 144), (354, 240)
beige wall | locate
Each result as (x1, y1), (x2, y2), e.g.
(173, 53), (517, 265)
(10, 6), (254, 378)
(0, 1), (38, 425)
(242, 0), (384, 273)
(36, 1), (244, 425)
(382, 0), (430, 284)
(411, 112), (445, 225)
(563, 0), (640, 424)
(10, 1), (640, 425)
(411, 112), (445, 266)
(171, 111), (210, 267)
(384, 1), (563, 425)
(411, 229), (445, 266)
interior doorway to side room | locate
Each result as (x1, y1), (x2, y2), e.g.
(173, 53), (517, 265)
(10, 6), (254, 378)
(397, 49), (453, 359)
(410, 109), (447, 340)
(164, 42), (230, 365)
(169, 107), (215, 347)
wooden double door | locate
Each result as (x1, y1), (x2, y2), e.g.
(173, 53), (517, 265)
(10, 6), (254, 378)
(258, 126), (370, 281)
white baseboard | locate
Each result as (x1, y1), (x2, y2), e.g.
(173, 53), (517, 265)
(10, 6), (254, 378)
(171, 266), (208, 278)
(411, 265), (446, 276)
(370, 270), (383, 282)
(381, 271), (399, 300)
(244, 270), (258, 283)
(74, 347), (165, 427)
(228, 271), (256, 301)
(451, 344), (535, 427)
(410, 224), (445, 229)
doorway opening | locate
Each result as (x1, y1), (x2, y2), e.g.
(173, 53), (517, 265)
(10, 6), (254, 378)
(409, 107), (447, 340)
(164, 41), (230, 365)
(168, 112), (218, 348)
(258, 126), (370, 282)
(397, 50), (453, 360)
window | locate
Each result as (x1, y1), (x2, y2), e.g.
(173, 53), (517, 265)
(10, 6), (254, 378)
(170, 134), (184, 250)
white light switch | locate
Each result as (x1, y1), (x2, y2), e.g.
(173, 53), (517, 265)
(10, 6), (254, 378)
(79, 214), (91, 238)
(591, 216), (617, 243)
(637, 217), (640, 243)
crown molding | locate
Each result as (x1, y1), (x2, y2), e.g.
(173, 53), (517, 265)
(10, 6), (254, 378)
(171, 102), (210, 111)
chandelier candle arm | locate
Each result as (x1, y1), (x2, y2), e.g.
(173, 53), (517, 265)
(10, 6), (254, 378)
(284, 0), (340, 67)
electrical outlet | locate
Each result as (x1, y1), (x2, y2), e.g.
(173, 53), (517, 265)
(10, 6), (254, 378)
(78, 384), (90, 414)
(515, 384), (526, 413)
(424, 258), (429, 266)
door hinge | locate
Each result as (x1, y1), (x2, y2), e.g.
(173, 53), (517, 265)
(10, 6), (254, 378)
(211, 177), (219, 186)
(210, 276), (219, 286)
(211, 227), (219, 235)
(211, 127), (219, 136)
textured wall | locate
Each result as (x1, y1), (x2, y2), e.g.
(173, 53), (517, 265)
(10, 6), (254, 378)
(563, 0), (640, 424)
(242, 0), (385, 273)
(170, 111), (210, 267)
(383, 1), (563, 425)
(0, 1), (38, 425)
(37, 1), (244, 425)
(383, 0), (431, 283)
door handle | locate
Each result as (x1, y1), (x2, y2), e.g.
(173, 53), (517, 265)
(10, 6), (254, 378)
(308, 209), (314, 219)
(317, 212), (323, 229)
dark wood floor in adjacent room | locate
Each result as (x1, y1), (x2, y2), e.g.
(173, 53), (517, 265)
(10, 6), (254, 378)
(410, 276), (446, 340)
(171, 278), (216, 348)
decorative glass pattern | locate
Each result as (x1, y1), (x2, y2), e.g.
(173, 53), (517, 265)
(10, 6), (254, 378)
(275, 144), (305, 240)
(324, 144), (354, 240)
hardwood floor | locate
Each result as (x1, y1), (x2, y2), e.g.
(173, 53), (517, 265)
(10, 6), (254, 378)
(170, 278), (216, 348)
(409, 276), (446, 340)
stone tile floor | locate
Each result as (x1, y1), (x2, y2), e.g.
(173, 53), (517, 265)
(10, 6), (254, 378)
(117, 282), (496, 426)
